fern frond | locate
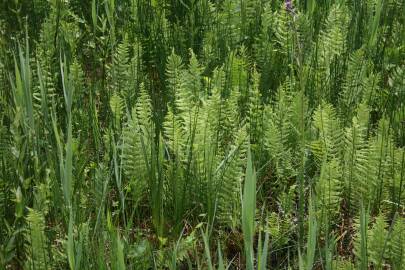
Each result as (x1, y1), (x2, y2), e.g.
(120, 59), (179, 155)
(122, 85), (153, 203)
(24, 208), (49, 270)
(184, 50), (203, 102)
(70, 59), (85, 107)
(388, 217), (405, 269)
(365, 118), (394, 210)
(367, 214), (389, 269)
(316, 3), (349, 99)
(134, 84), (152, 130)
(34, 61), (57, 125)
(362, 71), (381, 109)
(315, 158), (342, 224)
(163, 107), (187, 158)
(343, 116), (369, 209)
(311, 102), (343, 163)
(272, 4), (291, 56)
(110, 92), (125, 124)
(166, 50), (185, 105)
(340, 49), (371, 121)
(227, 47), (248, 95)
(216, 126), (247, 226)
(318, 3), (349, 65)
(108, 37), (131, 100)
(248, 68), (263, 146)
(262, 212), (291, 249)
(265, 113), (296, 181)
(127, 40), (142, 104)
(264, 82), (299, 182)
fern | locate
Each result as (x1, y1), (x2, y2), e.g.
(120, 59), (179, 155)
(34, 61), (57, 127)
(227, 47), (249, 96)
(353, 212), (399, 269)
(366, 118), (394, 210)
(70, 59), (85, 108)
(166, 50), (185, 106)
(205, 80), (238, 153)
(215, 126), (247, 226)
(264, 81), (298, 182)
(0, 1), (403, 269)
(109, 37), (131, 98)
(248, 68), (263, 149)
(110, 92), (125, 125)
(340, 49), (369, 121)
(367, 214), (389, 269)
(122, 85), (153, 204)
(388, 217), (405, 268)
(362, 71), (381, 110)
(316, 3), (349, 100)
(310, 102), (344, 163)
(24, 208), (49, 270)
(318, 3), (349, 65)
(343, 116), (370, 210)
(253, 2), (273, 65)
(315, 159), (342, 225)
(262, 212), (291, 249)
(184, 50), (203, 103)
(127, 40), (142, 105)
(272, 4), (291, 56)
(163, 107), (187, 165)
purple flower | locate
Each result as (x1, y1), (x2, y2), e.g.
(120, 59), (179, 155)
(285, 0), (293, 11)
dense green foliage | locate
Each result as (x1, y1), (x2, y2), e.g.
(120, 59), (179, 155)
(0, 0), (404, 269)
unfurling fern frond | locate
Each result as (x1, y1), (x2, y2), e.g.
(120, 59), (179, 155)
(24, 208), (49, 270)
